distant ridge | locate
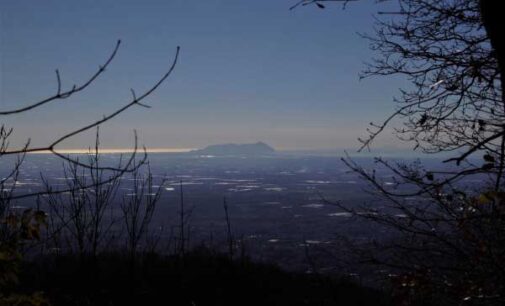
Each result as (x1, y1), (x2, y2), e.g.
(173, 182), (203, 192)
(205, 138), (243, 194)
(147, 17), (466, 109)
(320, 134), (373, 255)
(191, 142), (275, 156)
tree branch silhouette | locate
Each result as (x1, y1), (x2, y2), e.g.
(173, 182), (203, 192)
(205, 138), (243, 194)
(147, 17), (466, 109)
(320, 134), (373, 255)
(0, 42), (180, 199)
(0, 40), (121, 116)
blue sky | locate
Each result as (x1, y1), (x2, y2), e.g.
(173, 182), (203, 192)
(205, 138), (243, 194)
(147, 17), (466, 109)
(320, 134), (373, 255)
(0, 0), (406, 151)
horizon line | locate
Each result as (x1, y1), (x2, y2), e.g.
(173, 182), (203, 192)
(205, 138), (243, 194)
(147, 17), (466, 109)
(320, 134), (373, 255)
(28, 148), (196, 154)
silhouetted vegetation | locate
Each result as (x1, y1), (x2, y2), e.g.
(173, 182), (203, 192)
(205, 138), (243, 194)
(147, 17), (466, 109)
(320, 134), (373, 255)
(295, 0), (505, 304)
(1, 41), (179, 305)
(16, 249), (388, 306)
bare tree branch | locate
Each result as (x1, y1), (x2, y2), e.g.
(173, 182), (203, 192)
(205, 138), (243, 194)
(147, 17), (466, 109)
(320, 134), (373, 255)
(0, 40), (121, 116)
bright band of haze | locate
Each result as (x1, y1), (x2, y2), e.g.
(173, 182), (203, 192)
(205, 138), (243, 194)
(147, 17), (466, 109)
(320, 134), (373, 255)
(31, 148), (195, 154)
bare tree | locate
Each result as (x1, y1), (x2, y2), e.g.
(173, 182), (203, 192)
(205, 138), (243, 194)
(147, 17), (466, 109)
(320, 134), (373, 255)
(1, 40), (179, 199)
(41, 130), (123, 257)
(120, 162), (164, 261)
(293, 0), (505, 304)
(0, 39), (179, 217)
(0, 40), (179, 302)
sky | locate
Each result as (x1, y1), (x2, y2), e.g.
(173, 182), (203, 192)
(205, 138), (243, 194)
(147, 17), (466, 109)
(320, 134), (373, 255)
(0, 0), (407, 152)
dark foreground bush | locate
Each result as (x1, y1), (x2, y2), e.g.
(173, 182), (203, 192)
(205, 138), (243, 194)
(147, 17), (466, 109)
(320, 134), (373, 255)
(17, 249), (389, 306)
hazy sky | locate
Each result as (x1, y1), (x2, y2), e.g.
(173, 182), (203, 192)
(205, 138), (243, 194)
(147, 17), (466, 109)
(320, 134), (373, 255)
(1, 0), (406, 151)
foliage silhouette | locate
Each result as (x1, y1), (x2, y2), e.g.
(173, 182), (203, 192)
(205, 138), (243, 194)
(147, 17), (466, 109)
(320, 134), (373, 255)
(292, 0), (505, 304)
(0, 41), (179, 304)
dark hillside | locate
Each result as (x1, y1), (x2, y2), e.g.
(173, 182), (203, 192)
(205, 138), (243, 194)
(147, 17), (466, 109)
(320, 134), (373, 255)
(19, 249), (389, 306)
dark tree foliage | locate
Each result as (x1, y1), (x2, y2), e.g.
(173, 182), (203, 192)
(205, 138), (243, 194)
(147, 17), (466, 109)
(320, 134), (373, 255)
(359, 1), (504, 167)
(296, 0), (505, 304)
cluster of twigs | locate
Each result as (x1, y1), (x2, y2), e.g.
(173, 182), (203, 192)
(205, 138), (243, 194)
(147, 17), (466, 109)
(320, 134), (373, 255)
(292, 0), (505, 304)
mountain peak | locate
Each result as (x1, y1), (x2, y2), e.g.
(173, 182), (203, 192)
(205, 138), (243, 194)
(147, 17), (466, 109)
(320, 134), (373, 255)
(192, 142), (275, 156)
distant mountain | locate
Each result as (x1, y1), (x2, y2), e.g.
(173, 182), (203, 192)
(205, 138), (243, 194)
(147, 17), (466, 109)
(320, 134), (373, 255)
(191, 142), (275, 156)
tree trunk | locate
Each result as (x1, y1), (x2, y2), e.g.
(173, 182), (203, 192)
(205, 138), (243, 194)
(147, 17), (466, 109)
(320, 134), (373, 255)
(480, 0), (505, 95)
(480, 0), (505, 189)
